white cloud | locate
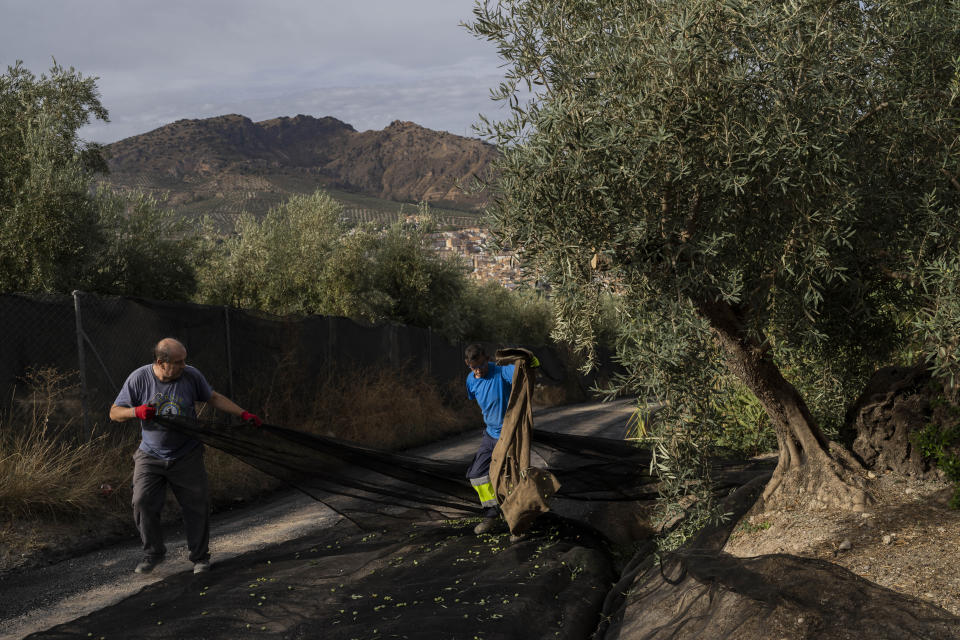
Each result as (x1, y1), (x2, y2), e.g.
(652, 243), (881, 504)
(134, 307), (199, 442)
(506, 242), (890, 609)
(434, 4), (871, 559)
(2, 0), (509, 143)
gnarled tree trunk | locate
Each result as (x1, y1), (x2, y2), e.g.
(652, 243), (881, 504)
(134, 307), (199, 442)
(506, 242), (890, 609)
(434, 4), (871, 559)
(696, 297), (871, 512)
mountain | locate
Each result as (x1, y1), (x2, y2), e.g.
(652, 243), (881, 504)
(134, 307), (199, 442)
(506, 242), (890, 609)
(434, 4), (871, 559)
(102, 114), (497, 224)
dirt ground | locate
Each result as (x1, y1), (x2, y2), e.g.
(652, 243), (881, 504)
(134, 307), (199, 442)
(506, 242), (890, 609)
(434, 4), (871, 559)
(724, 469), (960, 616)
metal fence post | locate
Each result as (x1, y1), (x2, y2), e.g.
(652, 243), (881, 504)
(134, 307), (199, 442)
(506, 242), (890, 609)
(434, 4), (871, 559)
(328, 316), (334, 378)
(390, 324), (399, 370)
(224, 306), (235, 399)
(72, 290), (90, 435)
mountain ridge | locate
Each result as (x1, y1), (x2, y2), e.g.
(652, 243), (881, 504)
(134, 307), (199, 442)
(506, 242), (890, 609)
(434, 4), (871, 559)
(102, 113), (496, 221)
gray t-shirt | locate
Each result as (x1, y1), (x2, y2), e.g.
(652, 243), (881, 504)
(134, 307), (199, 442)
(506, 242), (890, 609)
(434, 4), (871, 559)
(114, 364), (213, 460)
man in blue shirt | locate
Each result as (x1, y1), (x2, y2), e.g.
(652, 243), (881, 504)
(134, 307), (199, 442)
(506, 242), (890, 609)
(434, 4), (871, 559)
(110, 337), (262, 575)
(464, 343), (515, 534)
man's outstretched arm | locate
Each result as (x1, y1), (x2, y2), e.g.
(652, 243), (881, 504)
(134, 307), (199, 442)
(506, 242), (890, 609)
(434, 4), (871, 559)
(207, 391), (262, 426)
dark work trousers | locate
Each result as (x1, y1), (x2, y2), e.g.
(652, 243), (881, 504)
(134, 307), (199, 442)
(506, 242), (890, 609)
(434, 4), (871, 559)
(465, 431), (498, 480)
(466, 431), (499, 517)
(131, 445), (210, 563)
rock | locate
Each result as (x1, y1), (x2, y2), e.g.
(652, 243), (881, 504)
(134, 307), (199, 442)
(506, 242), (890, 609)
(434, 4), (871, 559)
(839, 539), (853, 551)
(882, 534), (895, 545)
(847, 365), (937, 479)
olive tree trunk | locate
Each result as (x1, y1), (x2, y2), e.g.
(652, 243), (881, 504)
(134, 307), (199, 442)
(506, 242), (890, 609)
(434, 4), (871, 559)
(697, 297), (871, 512)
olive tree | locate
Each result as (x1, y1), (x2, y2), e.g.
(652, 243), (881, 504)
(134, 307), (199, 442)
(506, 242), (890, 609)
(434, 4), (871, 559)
(0, 61), (108, 292)
(468, 0), (960, 510)
(88, 188), (201, 300)
(195, 191), (346, 313)
(197, 194), (470, 334)
(0, 62), (201, 297)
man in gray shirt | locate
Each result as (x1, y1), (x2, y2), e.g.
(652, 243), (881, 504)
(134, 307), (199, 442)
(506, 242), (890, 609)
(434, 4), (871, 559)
(110, 337), (262, 574)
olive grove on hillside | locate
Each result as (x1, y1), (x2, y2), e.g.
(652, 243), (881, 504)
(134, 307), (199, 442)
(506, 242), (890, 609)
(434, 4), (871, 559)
(469, 0), (960, 510)
(195, 194), (555, 344)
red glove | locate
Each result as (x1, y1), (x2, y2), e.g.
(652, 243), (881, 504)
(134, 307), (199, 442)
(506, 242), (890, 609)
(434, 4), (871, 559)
(134, 404), (156, 420)
(241, 411), (262, 427)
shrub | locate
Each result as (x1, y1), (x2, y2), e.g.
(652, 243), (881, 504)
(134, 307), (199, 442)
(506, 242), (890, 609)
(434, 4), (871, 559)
(0, 62), (108, 293)
(87, 187), (201, 300)
(707, 379), (777, 458)
(912, 392), (960, 509)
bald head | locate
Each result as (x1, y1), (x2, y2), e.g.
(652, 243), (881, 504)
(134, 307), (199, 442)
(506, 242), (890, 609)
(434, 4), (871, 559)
(154, 338), (186, 363)
(152, 338), (187, 382)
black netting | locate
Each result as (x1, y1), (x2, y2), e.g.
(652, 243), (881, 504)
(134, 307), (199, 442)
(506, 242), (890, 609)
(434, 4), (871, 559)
(1, 293), (79, 390)
(16, 415), (803, 640)
(24, 513), (615, 640)
(612, 552), (960, 640)
(148, 415), (775, 542)
(1, 291), (600, 442)
(152, 415), (666, 528)
(21, 421), (958, 640)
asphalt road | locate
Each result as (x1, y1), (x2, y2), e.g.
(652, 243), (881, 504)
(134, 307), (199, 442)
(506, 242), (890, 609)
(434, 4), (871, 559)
(0, 398), (637, 640)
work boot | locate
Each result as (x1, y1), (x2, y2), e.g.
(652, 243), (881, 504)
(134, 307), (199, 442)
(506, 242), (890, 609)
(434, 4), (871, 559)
(134, 555), (164, 574)
(473, 517), (499, 535)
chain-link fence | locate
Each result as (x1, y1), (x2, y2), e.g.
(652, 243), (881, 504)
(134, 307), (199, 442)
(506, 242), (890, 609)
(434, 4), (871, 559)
(1, 291), (476, 435)
(1, 291), (614, 439)
(2, 293), (82, 428)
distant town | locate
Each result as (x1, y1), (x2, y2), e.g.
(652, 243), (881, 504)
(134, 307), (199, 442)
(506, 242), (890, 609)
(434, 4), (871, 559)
(393, 214), (530, 289)
(431, 226), (526, 288)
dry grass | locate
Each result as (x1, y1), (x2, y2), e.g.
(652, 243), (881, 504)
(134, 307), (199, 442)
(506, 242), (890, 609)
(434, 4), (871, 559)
(0, 369), (131, 520)
(533, 382), (570, 408)
(203, 447), (280, 509)
(306, 366), (474, 448)
(0, 425), (115, 517)
(250, 358), (476, 449)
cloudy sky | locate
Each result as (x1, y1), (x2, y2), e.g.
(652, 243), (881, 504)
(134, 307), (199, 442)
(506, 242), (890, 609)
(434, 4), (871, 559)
(1, 0), (509, 144)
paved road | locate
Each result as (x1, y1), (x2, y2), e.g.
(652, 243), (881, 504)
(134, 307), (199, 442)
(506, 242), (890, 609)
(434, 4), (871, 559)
(0, 398), (637, 640)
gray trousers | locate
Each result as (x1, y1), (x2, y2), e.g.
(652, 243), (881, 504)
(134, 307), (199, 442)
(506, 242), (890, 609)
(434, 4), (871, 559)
(131, 445), (210, 563)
